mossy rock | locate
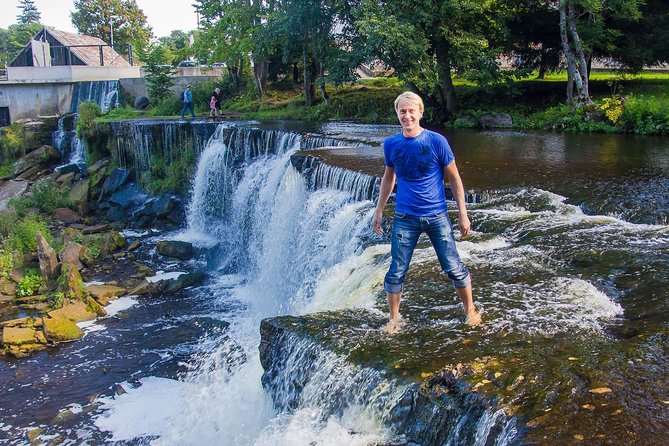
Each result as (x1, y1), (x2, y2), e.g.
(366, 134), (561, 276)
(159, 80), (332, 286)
(2, 326), (40, 345)
(47, 300), (96, 323)
(42, 315), (83, 342)
(60, 264), (88, 301)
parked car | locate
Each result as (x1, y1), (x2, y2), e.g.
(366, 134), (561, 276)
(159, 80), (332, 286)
(211, 62), (226, 68)
(177, 60), (197, 67)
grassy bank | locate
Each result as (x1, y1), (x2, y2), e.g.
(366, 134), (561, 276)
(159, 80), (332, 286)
(102, 71), (669, 135)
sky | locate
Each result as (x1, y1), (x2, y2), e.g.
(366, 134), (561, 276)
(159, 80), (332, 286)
(0, 0), (199, 38)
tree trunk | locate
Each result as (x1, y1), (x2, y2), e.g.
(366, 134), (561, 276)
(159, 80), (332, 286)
(292, 63), (300, 84)
(434, 36), (456, 119)
(319, 65), (330, 108)
(559, 0), (591, 105)
(302, 47), (316, 106)
(538, 47), (548, 79)
(253, 59), (269, 101)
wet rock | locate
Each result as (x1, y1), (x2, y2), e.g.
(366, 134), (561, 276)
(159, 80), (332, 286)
(48, 300), (96, 323)
(60, 264), (88, 301)
(26, 427), (43, 442)
(0, 179), (29, 211)
(86, 284), (126, 306)
(127, 240), (141, 251)
(86, 158), (109, 176)
(37, 232), (60, 280)
(134, 96), (150, 110)
(110, 183), (147, 212)
(156, 240), (195, 260)
(82, 223), (109, 234)
(129, 279), (152, 295)
(56, 171), (76, 185)
(16, 165), (44, 181)
(162, 271), (206, 294)
(53, 207), (80, 224)
(50, 409), (76, 425)
(2, 326), (40, 345)
(86, 295), (107, 316)
(480, 113), (513, 128)
(102, 231), (127, 253)
(100, 168), (129, 200)
(59, 242), (85, 271)
(13, 145), (60, 176)
(68, 179), (90, 214)
(55, 163), (81, 174)
(133, 262), (155, 278)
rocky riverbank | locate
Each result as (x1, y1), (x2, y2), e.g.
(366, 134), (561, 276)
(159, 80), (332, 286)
(0, 139), (205, 358)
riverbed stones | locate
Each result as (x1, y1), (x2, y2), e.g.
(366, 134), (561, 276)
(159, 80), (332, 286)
(42, 314), (83, 343)
(53, 207), (80, 224)
(156, 240), (195, 260)
(86, 284), (125, 305)
(128, 279), (152, 295)
(2, 326), (38, 345)
(13, 145), (60, 176)
(68, 179), (90, 213)
(48, 300), (96, 323)
(82, 223), (109, 234)
(59, 242), (85, 271)
(36, 232), (60, 281)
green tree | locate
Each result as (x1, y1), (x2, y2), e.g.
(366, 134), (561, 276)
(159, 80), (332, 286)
(0, 22), (43, 67)
(71, 0), (152, 49)
(16, 0), (41, 25)
(144, 45), (176, 102)
(157, 30), (194, 65)
(354, 0), (510, 119)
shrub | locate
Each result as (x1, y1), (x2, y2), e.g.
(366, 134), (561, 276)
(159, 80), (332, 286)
(619, 95), (669, 135)
(0, 122), (28, 162)
(0, 246), (14, 278)
(140, 147), (196, 194)
(7, 213), (53, 254)
(103, 105), (138, 120)
(17, 268), (42, 297)
(76, 101), (102, 139)
(148, 96), (182, 116)
(26, 179), (72, 213)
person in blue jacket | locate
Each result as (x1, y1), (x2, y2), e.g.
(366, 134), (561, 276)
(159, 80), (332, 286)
(180, 84), (195, 119)
(372, 91), (482, 334)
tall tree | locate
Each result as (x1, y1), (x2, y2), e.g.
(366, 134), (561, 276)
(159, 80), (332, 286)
(16, 0), (41, 25)
(354, 0), (510, 119)
(71, 0), (152, 49)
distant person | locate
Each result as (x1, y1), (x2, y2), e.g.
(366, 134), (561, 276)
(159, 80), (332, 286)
(210, 95), (217, 117)
(180, 84), (195, 119)
(212, 87), (222, 115)
(372, 91), (482, 334)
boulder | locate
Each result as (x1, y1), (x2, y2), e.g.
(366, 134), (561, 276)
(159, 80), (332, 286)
(53, 207), (80, 223)
(86, 295), (107, 316)
(160, 271), (206, 294)
(128, 279), (152, 295)
(48, 300), (96, 323)
(86, 158), (109, 176)
(82, 223), (109, 235)
(134, 96), (150, 110)
(13, 145), (60, 176)
(156, 241), (195, 260)
(0, 278), (17, 295)
(55, 163), (81, 175)
(100, 168), (130, 200)
(60, 264), (87, 301)
(480, 113), (513, 128)
(56, 171), (76, 184)
(102, 231), (127, 253)
(2, 326), (39, 345)
(105, 205), (126, 222)
(86, 284), (126, 306)
(109, 183), (146, 209)
(0, 179), (29, 212)
(36, 232), (60, 280)
(127, 240), (141, 251)
(42, 315), (83, 343)
(68, 179), (90, 213)
(59, 242), (85, 271)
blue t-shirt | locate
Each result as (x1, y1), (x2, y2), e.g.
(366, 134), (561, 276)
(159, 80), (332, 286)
(383, 129), (455, 216)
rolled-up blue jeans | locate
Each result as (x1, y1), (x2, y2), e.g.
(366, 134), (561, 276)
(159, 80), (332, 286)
(384, 211), (471, 293)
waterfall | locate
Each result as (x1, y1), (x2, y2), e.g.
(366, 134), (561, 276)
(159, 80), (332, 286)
(70, 80), (121, 113)
(93, 125), (519, 445)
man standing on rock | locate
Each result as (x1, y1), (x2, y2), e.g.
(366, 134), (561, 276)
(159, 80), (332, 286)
(372, 91), (482, 334)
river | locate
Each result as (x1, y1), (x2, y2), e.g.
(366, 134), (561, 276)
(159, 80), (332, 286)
(1, 121), (667, 445)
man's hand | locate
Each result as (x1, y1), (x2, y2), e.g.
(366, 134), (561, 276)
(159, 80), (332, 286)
(458, 213), (471, 238)
(372, 209), (384, 235)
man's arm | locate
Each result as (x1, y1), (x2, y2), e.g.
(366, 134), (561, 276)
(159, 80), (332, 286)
(372, 166), (396, 234)
(444, 161), (471, 238)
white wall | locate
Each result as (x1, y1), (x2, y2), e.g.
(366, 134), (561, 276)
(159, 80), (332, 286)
(0, 83), (73, 122)
(7, 66), (141, 83)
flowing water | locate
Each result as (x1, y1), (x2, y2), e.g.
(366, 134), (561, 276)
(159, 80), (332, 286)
(1, 121), (668, 445)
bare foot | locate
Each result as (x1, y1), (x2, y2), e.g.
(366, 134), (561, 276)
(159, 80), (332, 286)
(465, 309), (482, 326)
(384, 318), (405, 334)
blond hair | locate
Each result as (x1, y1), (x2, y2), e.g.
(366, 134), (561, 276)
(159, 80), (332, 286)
(394, 91), (424, 113)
